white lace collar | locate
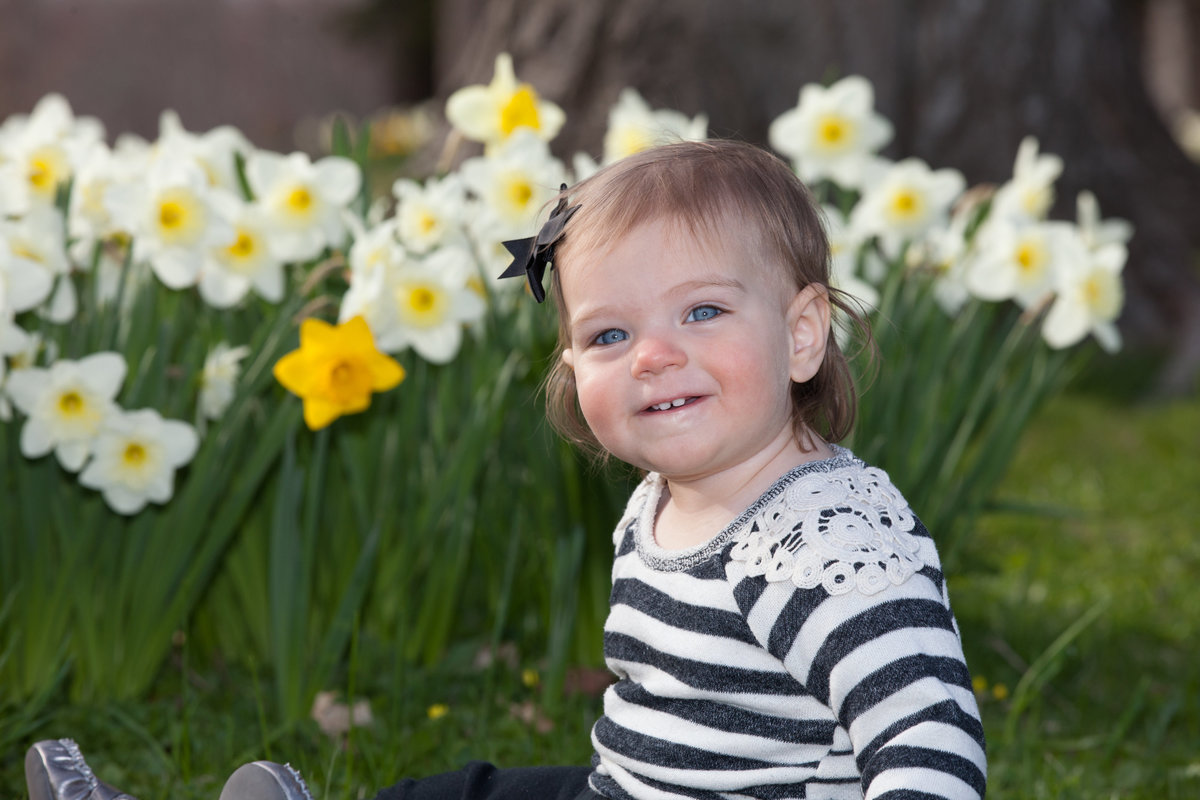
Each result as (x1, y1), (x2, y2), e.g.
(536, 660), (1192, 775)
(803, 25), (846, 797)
(627, 446), (927, 595)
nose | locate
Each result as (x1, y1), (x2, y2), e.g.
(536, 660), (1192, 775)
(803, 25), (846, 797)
(631, 331), (687, 377)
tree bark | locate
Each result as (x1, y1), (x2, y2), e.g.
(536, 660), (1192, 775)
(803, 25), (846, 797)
(435, 0), (1200, 393)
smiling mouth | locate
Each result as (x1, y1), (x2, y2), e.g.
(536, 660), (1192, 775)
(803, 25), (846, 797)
(646, 397), (698, 412)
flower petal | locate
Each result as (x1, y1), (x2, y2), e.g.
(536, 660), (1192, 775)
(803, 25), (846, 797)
(159, 419), (199, 466)
(56, 439), (91, 472)
(303, 396), (344, 430)
(314, 157), (362, 205)
(367, 355), (404, 391)
(103, 484), (148, 515)
(19, 417), (54, 458)
(5, 367), (48, 414)
(77, 352), (128, 399)
(274, 349), (318, 396)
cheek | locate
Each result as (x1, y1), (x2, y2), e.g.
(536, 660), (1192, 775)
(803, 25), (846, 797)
(573, 367), (614, 425)
(572, 365), (626, 448)
(708, 335), (793, 406)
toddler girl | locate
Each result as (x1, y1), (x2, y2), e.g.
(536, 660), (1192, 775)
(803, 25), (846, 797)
(26, 139), (985, 800)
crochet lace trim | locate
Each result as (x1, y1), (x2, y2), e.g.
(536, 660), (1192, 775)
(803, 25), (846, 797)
(628, 448), (859, 572)
(728, 463), (925, 596)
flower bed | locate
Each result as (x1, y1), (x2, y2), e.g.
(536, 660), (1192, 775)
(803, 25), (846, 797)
(0, 56), (1128, 721)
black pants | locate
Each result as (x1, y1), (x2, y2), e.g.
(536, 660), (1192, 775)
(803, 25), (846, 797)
(374, 762), (600, 800)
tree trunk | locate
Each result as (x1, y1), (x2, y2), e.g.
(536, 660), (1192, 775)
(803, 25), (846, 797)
(434, 0), (1200, 394)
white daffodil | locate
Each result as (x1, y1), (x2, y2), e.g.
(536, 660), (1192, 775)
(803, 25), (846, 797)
(5, 351), (126, 471)
(850, 158), (965, 260)
(0, 93), (105, 213)
(601, 88), (707, 165)
(920, 215), (973, 316)
(571, 151), (601, 183)
(67, 140), (140, 252)
(990, 137), (1063, 224)
(78, 407), (199, 515)
(198, 193), (286, 308)
(964, 218), (1089, 309)
(156, 110), (252, 194)
(393, 173), (469, 255)
(459, 130), (566, 236)
(821, 205), (879, 310)
(1043, 242), (1126, 352)
(468, 212), (524, 295)
(198, 341), (251, 420)
(445, 52), (566, 149)
(821, 205), (879, 350)
(105, 153), (235, 289)
(1, 325), (43, 369)
(1075, 191), (1133, 252)
(0, 323), (40, 421)
(340, 245), (486, 364)
(1, 206), (76, 323)
(0, 161), (25, 215)
(347, 217), (406, 283)
(768, 76), (893, 189)
(245, 150), (361, 263)
(0, 238), (54, 317)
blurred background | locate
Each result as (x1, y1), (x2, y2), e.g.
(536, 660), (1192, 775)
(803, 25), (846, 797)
(3, 0), (1199, 392)
(3, 2), (1199, 797)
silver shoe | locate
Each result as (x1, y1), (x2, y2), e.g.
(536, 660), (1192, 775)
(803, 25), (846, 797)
(219, 761), (314, 800)
(25, 739), (137, 800)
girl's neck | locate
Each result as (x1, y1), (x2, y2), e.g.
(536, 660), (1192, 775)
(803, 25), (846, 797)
(652, 428), (833, 551)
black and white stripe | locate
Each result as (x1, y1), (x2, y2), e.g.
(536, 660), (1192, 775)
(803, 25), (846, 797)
(588, 450), (986, 800)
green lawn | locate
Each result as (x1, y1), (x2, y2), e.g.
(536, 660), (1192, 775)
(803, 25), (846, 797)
(957, 387), (1200, 797)
(4, 382), (1198, 799)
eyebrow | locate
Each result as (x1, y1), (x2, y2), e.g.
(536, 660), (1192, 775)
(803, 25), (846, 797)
(568, 274), (747, 333)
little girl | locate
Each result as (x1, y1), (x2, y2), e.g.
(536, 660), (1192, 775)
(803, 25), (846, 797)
(26, 140), (986, 800)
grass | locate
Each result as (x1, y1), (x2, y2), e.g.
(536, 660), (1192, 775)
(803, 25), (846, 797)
(3, 364), (1199, 799)
(956, 373), (1200, 797)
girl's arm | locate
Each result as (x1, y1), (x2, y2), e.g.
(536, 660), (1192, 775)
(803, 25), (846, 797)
(729, 519), (987, 799)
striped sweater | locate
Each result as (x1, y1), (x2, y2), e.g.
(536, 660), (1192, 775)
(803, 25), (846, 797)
(587, 447), (986, 800)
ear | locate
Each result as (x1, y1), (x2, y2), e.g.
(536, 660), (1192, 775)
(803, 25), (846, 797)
(786, 283), (831, 384)
(560, 347), (575, 370)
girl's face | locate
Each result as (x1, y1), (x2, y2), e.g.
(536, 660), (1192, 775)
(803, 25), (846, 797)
(559, 217), (829, 492)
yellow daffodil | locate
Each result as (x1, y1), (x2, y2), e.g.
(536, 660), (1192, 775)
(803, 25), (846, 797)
(445, 53), (565, 148)
(273, 315), (404, 430)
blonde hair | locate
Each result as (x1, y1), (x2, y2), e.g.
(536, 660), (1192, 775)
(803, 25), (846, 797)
(543, 139), (870, 459)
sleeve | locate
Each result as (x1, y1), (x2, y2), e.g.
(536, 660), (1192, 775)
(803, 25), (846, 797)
(728, 522), (987, 800)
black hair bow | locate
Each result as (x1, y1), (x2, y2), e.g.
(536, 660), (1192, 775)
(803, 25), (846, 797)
(499, 185), (580, 303)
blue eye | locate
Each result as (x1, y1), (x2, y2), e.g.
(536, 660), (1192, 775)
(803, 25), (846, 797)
(593, 328), (628, 346)
(686, 305), (722, 322)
